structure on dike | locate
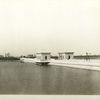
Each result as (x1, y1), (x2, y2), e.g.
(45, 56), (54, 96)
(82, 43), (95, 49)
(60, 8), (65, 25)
(58, 52), (74, 60)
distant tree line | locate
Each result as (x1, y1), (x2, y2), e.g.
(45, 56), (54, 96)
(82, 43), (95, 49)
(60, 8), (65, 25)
(74, 55), (100, 60)
(20, 54), (36, 58)
(0, 56), (20, 60)
(0, 54), (100, 61)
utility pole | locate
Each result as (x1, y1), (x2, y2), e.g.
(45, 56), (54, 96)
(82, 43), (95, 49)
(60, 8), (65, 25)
(86, 52), (91, 61)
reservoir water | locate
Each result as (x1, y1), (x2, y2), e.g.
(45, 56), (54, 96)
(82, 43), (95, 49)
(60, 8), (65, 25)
(0, 61), (100, 94)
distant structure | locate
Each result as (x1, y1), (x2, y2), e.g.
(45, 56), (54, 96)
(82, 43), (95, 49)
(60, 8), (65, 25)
(58, 52), (74, 60)
(5, 53), (10, 57)
(51, 55), (58, 60)
(36, 52), (51, 61)
(27, 54), (36, 58)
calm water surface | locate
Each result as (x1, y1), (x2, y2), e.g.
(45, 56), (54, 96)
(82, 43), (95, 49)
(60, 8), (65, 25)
(0, 61), (100, 94)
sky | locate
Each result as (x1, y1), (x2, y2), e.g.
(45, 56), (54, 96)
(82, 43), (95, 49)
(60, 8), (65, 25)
(0, 0), (100, 56)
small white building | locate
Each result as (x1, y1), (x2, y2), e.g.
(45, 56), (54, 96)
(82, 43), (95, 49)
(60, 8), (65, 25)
(58, 52), (74, 60)
(36, 52), (51, 61)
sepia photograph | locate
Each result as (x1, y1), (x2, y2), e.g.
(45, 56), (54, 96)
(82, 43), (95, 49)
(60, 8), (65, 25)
(0, 0), (100, 95)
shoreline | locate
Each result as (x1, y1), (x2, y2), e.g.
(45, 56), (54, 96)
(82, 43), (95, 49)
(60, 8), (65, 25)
(49, 62), (100, 71)
(20, 58), (100, 71)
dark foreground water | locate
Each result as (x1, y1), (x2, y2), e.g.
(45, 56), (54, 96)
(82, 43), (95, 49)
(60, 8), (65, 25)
(0, 61), (100, 94)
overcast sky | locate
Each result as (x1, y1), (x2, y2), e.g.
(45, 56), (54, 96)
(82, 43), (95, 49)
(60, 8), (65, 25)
(0, 0), (100, 56)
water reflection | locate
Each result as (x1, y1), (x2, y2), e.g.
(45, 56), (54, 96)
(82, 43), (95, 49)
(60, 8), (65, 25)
(39, 66), (64, 94)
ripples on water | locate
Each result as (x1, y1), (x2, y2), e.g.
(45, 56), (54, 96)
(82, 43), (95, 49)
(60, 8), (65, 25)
(0, 61), (100, 94)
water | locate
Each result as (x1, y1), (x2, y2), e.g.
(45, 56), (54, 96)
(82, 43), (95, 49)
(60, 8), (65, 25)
(0, 61), (100, 94)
